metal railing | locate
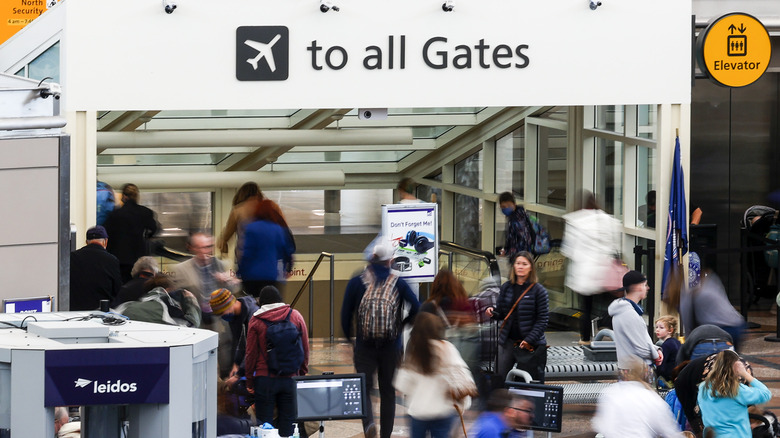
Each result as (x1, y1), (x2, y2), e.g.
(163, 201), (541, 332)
(438, 240), (501, 279)
(290, 252), (335, 342)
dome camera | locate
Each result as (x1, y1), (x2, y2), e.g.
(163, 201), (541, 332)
(163, 0), (177, 14)
(320, 0), (339, 12)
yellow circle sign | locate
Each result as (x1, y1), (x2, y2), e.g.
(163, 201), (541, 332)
(698, 13), (771, 88)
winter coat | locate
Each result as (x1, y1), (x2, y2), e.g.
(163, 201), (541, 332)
(244, 303), (309, 390)
(494, 281), (548, 346)
(561, 209), (621, 295)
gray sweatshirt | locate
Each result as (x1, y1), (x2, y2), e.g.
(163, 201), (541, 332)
(608, 298), (660, 369)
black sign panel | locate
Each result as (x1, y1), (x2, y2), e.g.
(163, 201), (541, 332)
(236, 26), (289, 81)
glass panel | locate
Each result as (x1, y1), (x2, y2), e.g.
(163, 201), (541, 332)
(636, 146), (656, 228)
(455, 150), (483, 190)
(537, 126), (567, 207)
(412, 126), (454, 139)
(495, 128), (524, 197)
(143, 192), (213, 252)
(14, 67), (25, 77)
(637, 105), (657, 140)
(417, 183), (442, 236)
(595, 138), (624, 218)
(97, 153), (230, 166)
(532, 213), (565, 294)
(275, 151), (409, 163)
(454, 193), (481, 250)
(28, 42), (60, 84)
(155, 109), (299, 118)
(541, 106), (568, 122)
(263, 189), (392, 235)
(441, 253), (494, 297)
(595, 105), (625, 134)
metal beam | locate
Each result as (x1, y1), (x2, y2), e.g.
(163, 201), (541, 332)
(97, 170), (346, 190)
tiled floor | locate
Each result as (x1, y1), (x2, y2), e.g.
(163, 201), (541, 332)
(307, 304), (780, 437)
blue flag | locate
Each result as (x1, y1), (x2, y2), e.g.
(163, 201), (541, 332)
(662, 136), (688, 298)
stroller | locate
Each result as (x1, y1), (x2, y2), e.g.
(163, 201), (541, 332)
(741, 205), (780, 303)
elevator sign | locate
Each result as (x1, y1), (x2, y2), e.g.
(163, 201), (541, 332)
(697, 13), (771, 88)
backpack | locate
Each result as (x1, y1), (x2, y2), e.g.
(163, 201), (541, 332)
(526, 214), (551, 255)
(664, 389), (687, 431)
(261, 308), (304, 376)
(751, 410), (780, 438)
(357, 269), (401, 344)
(96, 181), (115, 226)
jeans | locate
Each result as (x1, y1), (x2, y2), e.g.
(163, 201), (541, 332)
(253, 376), (296, 437)
(410, 415), (456, 438)
(354, 342), (400, 438)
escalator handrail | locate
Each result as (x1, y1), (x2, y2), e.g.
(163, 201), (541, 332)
(439, 240), (501, 279)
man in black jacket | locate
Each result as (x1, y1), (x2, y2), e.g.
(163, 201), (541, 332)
(104, 183), (158, 282)
(70, 226), (122, 311)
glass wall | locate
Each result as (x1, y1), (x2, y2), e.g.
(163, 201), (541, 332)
(537, 126), (567, 208)
(143, 191), (213, 252)
(454, 151), (483, 249)
(595, 137), (623, 218)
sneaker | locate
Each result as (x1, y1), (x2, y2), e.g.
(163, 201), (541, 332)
(578, 340), (591, 346)
(364, 423), (377, 438)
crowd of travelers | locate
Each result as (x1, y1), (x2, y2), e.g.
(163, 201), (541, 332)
(64, 183), (773, 438)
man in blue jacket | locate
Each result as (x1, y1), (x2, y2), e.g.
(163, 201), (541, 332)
(341, 243), (419, 438)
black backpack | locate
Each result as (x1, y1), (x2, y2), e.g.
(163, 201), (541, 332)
(752, 410), (780, 438)
(261, 308), (304, 376)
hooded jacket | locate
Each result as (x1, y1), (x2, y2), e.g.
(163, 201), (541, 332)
(608, 298), (659, 368)
(244, 303), (309, 390)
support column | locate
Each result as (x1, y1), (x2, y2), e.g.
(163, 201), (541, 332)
(66, 110), (97, 248)
(440, 165), (455, 242)
(324, 190), (341, 232)
(481, 140), (496, 253)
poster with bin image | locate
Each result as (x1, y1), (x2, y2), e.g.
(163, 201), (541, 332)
(382, 203), (438, 283)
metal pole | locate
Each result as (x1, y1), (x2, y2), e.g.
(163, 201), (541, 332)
(309, 279), (314, 339)
(329, 254), (335, 343)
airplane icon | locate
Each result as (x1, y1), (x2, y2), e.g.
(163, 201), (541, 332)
(74, 378), (92, 388)
(245, 34), (281, 72)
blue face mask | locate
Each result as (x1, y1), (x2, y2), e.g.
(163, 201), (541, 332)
(221, 313), (234, 322)
(501, 207), (514, 216)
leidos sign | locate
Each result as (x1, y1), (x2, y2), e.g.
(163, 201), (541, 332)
(697, 13), (771, 88)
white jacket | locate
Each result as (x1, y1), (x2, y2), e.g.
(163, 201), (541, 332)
(593, 381), (685, 438)
(561, 209), (621, 295)
(394, 340), (472, 420)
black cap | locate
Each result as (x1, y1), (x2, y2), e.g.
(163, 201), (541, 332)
(86, 225), (108, 240)
(622, 270), (647, 291)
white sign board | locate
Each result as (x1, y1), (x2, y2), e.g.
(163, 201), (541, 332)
(62, 0), (692, 110)
(382, 203), (438, 283)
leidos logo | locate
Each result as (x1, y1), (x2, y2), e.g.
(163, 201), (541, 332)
(74, 378), (138, 394)
(236, 26), (289, 81)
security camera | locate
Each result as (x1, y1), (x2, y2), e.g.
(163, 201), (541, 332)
(320, 0), (339, 12)
(163, 0), (177, 14)
(40, 82), (62, 100)
(442, 0), (454, 11)
(589, 0), (601, 10)
(358, 108), (388, 121)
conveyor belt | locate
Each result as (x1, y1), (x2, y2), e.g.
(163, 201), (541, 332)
(544, 346), (618, 380)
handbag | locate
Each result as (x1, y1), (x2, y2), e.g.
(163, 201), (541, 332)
(439, 341), (478, 401)
(512, 343), (548, 383)
(602, 258), (629, 295)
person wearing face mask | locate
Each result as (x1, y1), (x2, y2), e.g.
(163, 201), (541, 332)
(498, 192), (535, 257)
(209, 288), (259, 386)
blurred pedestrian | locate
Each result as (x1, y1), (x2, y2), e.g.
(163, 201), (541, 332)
(104, 183), (158, 283)
(486, 251), (549, 384)
(218, 182), (264, 263)
(398, 177), (422, 203)
(678, 270), (747, 351)
(561, 191), (622, 343)
(394, 312), (474, 438)
(239, 199), (296, 297)
(593, 355), (685, 437)
(111, 256), (158, 307)
(697, 350), (771, 438)
(470, 389), (534, 438)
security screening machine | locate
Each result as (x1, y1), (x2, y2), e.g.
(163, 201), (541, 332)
(293, 372), (368, 438)
(0, 311), (218, 438)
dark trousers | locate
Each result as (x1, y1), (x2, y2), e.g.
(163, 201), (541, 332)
(354, 342), (400, 438)
(410, 415), (456, 438)
(253, 376), (296, 437)
(579, 294), (595, 341)
(243, 280), (280, 298)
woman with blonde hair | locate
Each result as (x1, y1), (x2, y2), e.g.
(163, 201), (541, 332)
(697, 349), (772, 437)
(394, 312), (475, 438)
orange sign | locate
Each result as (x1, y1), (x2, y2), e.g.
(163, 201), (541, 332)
(697, 13), (771, 88)
(1, 0), (52, 46)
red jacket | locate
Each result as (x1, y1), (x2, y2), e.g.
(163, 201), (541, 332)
(245, 303), (309, 390)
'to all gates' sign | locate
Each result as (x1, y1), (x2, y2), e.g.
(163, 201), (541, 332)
(697, 13), (771, 88)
